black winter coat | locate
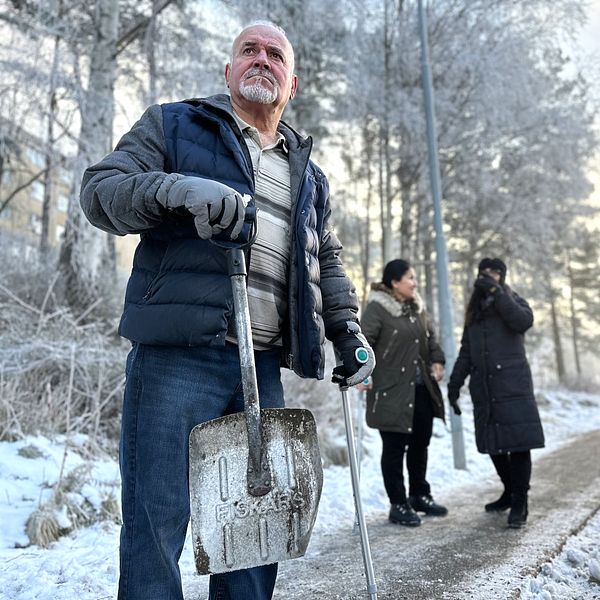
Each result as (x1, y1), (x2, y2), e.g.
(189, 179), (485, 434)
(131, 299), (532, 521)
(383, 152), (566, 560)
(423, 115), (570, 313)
(448, 288), (544, 455)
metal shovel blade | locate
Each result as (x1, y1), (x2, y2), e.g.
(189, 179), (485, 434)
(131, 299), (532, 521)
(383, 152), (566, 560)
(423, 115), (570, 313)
(189, 407), (323, 574)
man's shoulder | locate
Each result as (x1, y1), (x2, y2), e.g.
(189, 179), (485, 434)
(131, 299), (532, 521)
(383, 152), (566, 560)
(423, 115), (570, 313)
(160, 94), (232, 116)
(307, 158), (326, 180)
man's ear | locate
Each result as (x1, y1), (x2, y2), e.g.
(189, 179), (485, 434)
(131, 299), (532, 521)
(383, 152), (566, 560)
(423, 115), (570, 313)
(224, 63), (231, 88)
(289, 75), (298, 100)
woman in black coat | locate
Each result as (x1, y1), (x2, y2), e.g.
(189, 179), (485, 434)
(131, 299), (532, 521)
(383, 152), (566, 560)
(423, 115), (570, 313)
(448, 258), (544, 529)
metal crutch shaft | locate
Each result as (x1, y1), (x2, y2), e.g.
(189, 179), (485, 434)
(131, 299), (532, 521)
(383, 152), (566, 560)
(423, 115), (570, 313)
(353, 388), (365, 533)
(341, 386), (378, 600)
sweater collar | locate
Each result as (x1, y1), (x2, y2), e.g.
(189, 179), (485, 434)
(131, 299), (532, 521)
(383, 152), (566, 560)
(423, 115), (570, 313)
(183, 94), (311, 153)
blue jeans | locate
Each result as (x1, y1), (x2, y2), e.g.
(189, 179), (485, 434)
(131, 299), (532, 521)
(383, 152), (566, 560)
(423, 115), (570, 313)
(118, 343), (284, 600)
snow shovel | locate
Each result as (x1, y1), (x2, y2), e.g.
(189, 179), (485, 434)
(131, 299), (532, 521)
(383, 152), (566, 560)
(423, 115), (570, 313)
(189, 245), (323, 575)
(339, 377), (378, 599)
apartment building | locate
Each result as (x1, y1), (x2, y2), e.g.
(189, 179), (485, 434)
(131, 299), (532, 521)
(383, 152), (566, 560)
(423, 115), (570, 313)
(0, 122), (137, 271)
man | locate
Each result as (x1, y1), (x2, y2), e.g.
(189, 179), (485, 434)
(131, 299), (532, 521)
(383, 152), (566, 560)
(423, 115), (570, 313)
(80, 20), (374, 600)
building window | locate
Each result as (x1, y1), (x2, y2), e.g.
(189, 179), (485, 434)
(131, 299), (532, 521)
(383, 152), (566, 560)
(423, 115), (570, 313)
(26, 148), (46, 168)
(60, 167), (72, 185)
(31, 180), (44, 202)
(57, 194), (69, 212)
(29, 214), (42, 235)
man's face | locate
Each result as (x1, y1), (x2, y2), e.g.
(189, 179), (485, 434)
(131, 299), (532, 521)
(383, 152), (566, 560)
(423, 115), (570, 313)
(225, 25), (297, 112)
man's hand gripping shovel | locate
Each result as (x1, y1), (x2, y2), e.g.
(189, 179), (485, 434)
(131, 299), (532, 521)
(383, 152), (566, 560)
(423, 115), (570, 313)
(188, 204), (323, 574)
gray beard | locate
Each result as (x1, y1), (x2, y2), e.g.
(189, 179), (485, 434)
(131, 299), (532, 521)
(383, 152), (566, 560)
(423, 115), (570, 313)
(239, 81), (277, 104)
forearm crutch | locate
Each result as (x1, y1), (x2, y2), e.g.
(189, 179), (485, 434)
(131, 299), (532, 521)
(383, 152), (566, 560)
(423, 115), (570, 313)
(340, 383), (378, 600)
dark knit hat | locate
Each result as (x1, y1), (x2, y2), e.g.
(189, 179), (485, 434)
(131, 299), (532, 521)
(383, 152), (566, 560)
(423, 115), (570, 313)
(382, 259), (411, 288)
(478, 257), (507, 284)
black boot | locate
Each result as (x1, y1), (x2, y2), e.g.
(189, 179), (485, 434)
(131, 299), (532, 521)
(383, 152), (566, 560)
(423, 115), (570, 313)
(389, 502), (422, 527)
(507, 494), (528, 528)
(408, 494), (448, 517)
(485, 490), (512, 512)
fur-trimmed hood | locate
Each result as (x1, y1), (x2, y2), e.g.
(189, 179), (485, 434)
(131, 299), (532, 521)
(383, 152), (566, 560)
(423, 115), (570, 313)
(367, 282), (425, 317)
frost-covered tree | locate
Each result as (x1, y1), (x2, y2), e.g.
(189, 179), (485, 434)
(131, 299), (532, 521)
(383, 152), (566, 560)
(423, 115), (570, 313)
(331, 0), (597, 318)
(57, 0), (120, 309)
(2, 0), (197, 308)
(566, 228), (600, 369)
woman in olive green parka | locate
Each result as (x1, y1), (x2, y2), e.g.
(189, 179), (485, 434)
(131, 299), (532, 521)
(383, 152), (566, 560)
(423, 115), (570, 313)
(359, 259), (447, 527)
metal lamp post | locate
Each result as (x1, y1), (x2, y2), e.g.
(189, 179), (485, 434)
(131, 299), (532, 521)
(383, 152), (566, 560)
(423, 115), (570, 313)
(417, 0), (466, 469)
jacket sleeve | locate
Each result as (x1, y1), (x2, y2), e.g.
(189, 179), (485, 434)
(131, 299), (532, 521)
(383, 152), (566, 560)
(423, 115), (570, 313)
(425, 313), (445, 365)
(448, 327), (471, 395)
(494, 290), (534, 334)
(316, 176), (360, 337)
(80, 104), (174, 235)
(359, 301), (383, 349)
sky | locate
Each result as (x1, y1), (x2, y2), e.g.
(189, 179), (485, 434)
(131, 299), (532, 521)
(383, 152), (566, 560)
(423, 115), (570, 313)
(580, 1), (600, 57)
(1, 386), (600, 599)
(567, 1), (600, 220)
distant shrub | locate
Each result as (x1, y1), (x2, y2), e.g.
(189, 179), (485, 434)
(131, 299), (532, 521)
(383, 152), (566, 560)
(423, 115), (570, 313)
(561, 375), (600, 394)
(0, 236), (127, 450)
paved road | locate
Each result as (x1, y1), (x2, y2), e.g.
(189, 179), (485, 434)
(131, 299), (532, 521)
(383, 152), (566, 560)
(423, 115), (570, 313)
(272, 430), (600, 600)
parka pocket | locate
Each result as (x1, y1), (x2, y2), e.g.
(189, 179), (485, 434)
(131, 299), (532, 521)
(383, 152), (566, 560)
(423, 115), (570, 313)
(140, 241), (173, 302)
(492, 357), (533, 399)
(366, 380), (407, 430)
(369, 382), (400, 415)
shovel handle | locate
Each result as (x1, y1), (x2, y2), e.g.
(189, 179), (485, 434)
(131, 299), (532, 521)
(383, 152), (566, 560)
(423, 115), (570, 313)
(227, 248), (272, 497)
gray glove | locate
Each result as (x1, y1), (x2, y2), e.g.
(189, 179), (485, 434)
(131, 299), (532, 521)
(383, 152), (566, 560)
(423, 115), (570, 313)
(157, 174), (246, 240)
(332, 321), (376, 387)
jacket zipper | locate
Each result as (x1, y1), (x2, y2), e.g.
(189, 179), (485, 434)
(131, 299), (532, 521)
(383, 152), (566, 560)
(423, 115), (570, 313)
(382, 329), (398, 360)
(372, 391), (380, 413)
(287, 136), (313, 375)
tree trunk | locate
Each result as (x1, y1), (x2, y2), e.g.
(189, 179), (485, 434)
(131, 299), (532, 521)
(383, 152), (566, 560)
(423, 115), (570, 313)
(421, 213), (435, 318)
(380, 0), (394, 265)
(360, 120), (374, 311)
(145, 0), (160, 106)
(378, 127), (387, 264)
(549, 290), (566, 384)
(399, 176), (411, 258)
(59, 0), (119, 310)
(40, 31), (60, 257)
(567, 256), (582, 376)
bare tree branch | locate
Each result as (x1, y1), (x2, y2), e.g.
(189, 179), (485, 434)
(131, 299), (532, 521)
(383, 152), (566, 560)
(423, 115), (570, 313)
(116, 0), (176, 55)
(0, 167), (46, 215)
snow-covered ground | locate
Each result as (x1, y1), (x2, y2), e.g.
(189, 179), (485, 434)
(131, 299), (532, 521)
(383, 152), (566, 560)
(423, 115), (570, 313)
(519, 509), (600, 600)
(1, 387), (599, 599)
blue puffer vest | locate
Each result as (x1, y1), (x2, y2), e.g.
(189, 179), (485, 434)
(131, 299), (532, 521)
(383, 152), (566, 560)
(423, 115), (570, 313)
(119, 96), (329, 379)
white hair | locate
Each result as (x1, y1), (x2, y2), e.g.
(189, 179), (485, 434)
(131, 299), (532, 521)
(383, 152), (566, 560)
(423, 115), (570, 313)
(242, 20), (287, 37)
(230, 20), (294, 70)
